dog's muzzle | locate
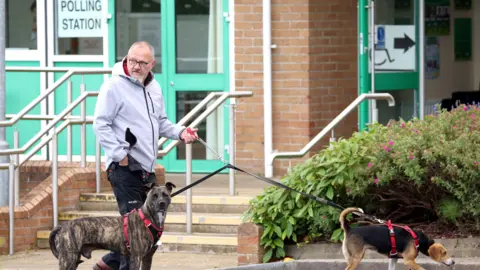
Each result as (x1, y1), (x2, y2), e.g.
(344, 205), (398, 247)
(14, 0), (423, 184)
(443, 258), (455, 266)
(159, 202), (166, 210)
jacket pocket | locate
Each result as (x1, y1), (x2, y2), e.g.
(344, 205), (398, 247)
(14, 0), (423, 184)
(147, 92), (155, 114)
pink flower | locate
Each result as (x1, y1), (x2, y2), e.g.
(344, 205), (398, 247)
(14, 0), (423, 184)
(383, 146), (391, 152)
(464, 105), (468, 111)
(388, 140), (394, 146)
(368, 162), (373, 168)
(346, 188), (351, 193)
(475, 161), (479, 166)
(409, 155), (414, 160)
(401, 123), (405, 128)
(472, 114), (475, 118)
(374, 178), (379, 185)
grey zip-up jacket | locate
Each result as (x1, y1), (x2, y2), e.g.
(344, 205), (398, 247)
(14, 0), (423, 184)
(93, 59), (184, 172)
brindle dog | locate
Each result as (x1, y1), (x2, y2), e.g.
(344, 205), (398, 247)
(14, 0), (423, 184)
(49, 182), (175, 270)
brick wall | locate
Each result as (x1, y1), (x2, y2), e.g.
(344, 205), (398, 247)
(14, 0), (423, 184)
(235, 0), (358, 176)
(308, 0), (358, 154)
(238, 223), (265, 265)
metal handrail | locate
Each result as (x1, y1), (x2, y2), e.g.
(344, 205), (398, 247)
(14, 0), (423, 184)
(158, 91), (253, 156)
(181, 91), (253, 234)
(3, 67), (111, 127)
(5, 114), (95, 121)
(266, 93), (395, 166)
(157, 92), (222, 149)
(0, 91), (98, 157)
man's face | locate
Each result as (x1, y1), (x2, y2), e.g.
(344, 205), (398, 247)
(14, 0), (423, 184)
(126, 45), (155, 83)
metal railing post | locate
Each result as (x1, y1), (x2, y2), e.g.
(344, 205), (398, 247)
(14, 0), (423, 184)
(52, 127), (58, 227)
(186, 143), (192, 234)
(8, 158), (14, 255)
(13, 129), (19, 206)
(228, 102), (236, 196)
(80, 77), (86, 167)
(330, 129), (336, 142)
(95, 137), (101, 193)
(67, 80), (72, 162)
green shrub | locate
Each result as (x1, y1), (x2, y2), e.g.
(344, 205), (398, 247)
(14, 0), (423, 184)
(243, 105), (480, 263)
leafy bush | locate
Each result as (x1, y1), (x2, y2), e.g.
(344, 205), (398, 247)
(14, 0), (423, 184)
(243, 105), (480, 263)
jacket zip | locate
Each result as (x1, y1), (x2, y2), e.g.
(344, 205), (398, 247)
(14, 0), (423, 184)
(142, 88), (156, 172)
(148, 92), (155, 113)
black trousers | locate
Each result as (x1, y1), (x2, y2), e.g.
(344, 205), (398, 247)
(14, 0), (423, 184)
(101, 162), (157, 270)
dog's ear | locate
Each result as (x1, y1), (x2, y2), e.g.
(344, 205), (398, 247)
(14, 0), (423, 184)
(125, 128), (137, 148)
(165, 182), (176, 193)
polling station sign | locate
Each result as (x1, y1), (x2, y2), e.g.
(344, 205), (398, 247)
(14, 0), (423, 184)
(57, 0), (103, 38)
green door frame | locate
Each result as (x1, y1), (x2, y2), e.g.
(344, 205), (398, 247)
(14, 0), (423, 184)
(358, 0), (422, 130)
(159, 0), (230, 173)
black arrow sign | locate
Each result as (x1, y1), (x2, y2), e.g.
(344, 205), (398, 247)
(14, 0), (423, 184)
(394, 34), (415, 53)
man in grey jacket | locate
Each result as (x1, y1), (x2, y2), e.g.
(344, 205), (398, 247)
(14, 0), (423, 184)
(92, 41), (198, 270)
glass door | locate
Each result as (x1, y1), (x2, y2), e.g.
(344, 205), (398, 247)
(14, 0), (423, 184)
(163, 0), (230, 173)
(358, 0), (424, 128)
(46, 0), (116, 161)
(5, 0), (47, 160)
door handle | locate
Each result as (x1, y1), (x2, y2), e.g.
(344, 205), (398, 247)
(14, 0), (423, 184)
(170, 81), (175, 86)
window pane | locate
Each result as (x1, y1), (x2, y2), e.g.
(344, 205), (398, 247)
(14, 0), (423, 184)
(6, 0), (38, 50)
(115, 0), (162, 73)
(377, 89), (417, 125)
(175, 0), (223, 74)
(55, 0), (103, 55)
(176, 91), (224, 160)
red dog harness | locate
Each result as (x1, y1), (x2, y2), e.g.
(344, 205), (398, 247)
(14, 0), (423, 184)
(123, 208), (164, 251)
(386, 220), (419, 258)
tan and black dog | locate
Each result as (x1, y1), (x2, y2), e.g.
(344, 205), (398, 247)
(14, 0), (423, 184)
(49, 182), (175, 270)
(339, 207), (455, 270)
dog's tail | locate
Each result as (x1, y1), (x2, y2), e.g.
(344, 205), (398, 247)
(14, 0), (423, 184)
(339, 207), (363, 233)
(49, 225), (62, 259)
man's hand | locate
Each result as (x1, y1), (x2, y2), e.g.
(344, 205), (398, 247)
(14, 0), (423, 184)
(119, 155), (128, 166)
(181, 127), (198, 144)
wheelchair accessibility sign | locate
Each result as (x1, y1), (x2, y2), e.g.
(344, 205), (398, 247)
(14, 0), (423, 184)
(370, 25), (416, 71)
(376, 25), (385, 49)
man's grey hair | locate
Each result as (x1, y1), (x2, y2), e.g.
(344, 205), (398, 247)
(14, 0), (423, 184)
(128, 41), (155, 56)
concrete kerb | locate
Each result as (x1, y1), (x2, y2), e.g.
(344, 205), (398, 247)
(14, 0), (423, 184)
(216, 258), (480, 270)
(285, 237), (480, 260)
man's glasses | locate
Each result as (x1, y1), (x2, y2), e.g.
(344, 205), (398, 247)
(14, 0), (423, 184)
(128, 58), (150, 68)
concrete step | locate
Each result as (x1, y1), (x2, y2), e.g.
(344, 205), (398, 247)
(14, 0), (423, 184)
(36, 230), (237, 255)
(220, 258), (480, 270)
(79, 193), (252, 214)
(57, 210), (242, 234)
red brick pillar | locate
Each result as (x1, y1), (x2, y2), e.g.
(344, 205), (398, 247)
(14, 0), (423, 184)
(237, 223), (265, 266)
